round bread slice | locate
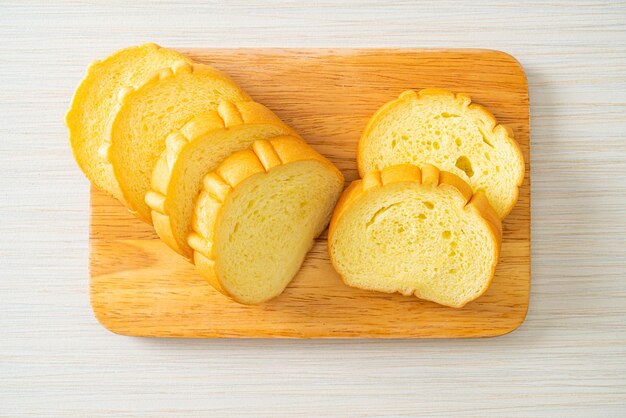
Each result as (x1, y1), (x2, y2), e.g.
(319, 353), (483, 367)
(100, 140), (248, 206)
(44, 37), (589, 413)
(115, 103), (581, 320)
(188, 136), (344, 304)
(107, 61), (250, 222)
(328, 164), (502, 308)
(358, 89), (524, 219)
(66, 43), (192, 202)
(145, 101), (297, 259)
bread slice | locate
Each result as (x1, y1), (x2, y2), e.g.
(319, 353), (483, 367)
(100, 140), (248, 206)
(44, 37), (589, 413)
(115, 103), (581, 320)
(107, 61), (250, 222)
(145, 101), (297, 259)
(66, 43), (192, 202)
(328, 164), (501, 308)
(358, 89), (524, 219)
(188, 136), (344, 304)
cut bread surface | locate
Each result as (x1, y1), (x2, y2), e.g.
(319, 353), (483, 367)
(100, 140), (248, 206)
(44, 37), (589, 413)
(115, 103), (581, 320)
(66, 43), (191, 202)
(145, 101), (297, 259)
(358, 89), (524, 218)
(188, 136), (344, 304)
(108, 61), (250, 222)
(329, 164), (501, 308)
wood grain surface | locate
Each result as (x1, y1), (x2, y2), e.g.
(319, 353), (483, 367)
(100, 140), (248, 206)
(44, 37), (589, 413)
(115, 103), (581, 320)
(3, 1), (626, 416)
(91, 49), (530, 338)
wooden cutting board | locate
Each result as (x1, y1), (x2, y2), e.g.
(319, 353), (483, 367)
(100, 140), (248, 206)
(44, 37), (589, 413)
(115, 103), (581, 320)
(91, 48), (530, 338)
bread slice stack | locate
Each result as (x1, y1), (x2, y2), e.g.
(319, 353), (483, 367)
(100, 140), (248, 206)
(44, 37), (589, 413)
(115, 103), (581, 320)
(329, 88), (524, 307)
(67, 44), (343, 304)
(68, 44), (523, 308)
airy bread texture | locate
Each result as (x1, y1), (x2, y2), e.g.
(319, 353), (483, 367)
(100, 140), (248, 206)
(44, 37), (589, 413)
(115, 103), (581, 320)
(188, 136), (344, 304)
(108, 61), (250, 222)
(329, 164), (502, 308)
(66, 43), (191, 202)
(358, 89), (524, 219)
(145, 101), (297, 259)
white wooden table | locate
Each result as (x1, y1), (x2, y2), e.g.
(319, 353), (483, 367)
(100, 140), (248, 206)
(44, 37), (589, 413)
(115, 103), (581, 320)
(1, 1), (625, 416)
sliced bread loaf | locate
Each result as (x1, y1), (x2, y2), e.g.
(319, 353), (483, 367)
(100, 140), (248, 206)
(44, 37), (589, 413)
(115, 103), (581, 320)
(66, 43), (192, 202)
(188, 136), (344, 304)
(358, 89), (524, 219)
(107, 61), (250, 223)
(145, 101), (297, 259)
(328, 164), (501, 308)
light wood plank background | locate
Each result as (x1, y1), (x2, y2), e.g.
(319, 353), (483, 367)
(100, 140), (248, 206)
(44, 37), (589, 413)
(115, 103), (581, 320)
(1, 1), (624, 416)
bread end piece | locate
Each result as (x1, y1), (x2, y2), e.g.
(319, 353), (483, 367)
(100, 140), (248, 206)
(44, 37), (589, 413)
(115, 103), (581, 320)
(66, 43), (192, 206)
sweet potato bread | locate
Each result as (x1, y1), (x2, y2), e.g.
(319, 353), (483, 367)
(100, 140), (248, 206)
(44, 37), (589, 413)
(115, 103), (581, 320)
(358, 89), (524, 218)
(66, 43), (192, 203)
(108, 61), (250, 223)
(188, 136), (344, 304)
(328, 164), (502, 308)
(145, 101), (297, 259)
